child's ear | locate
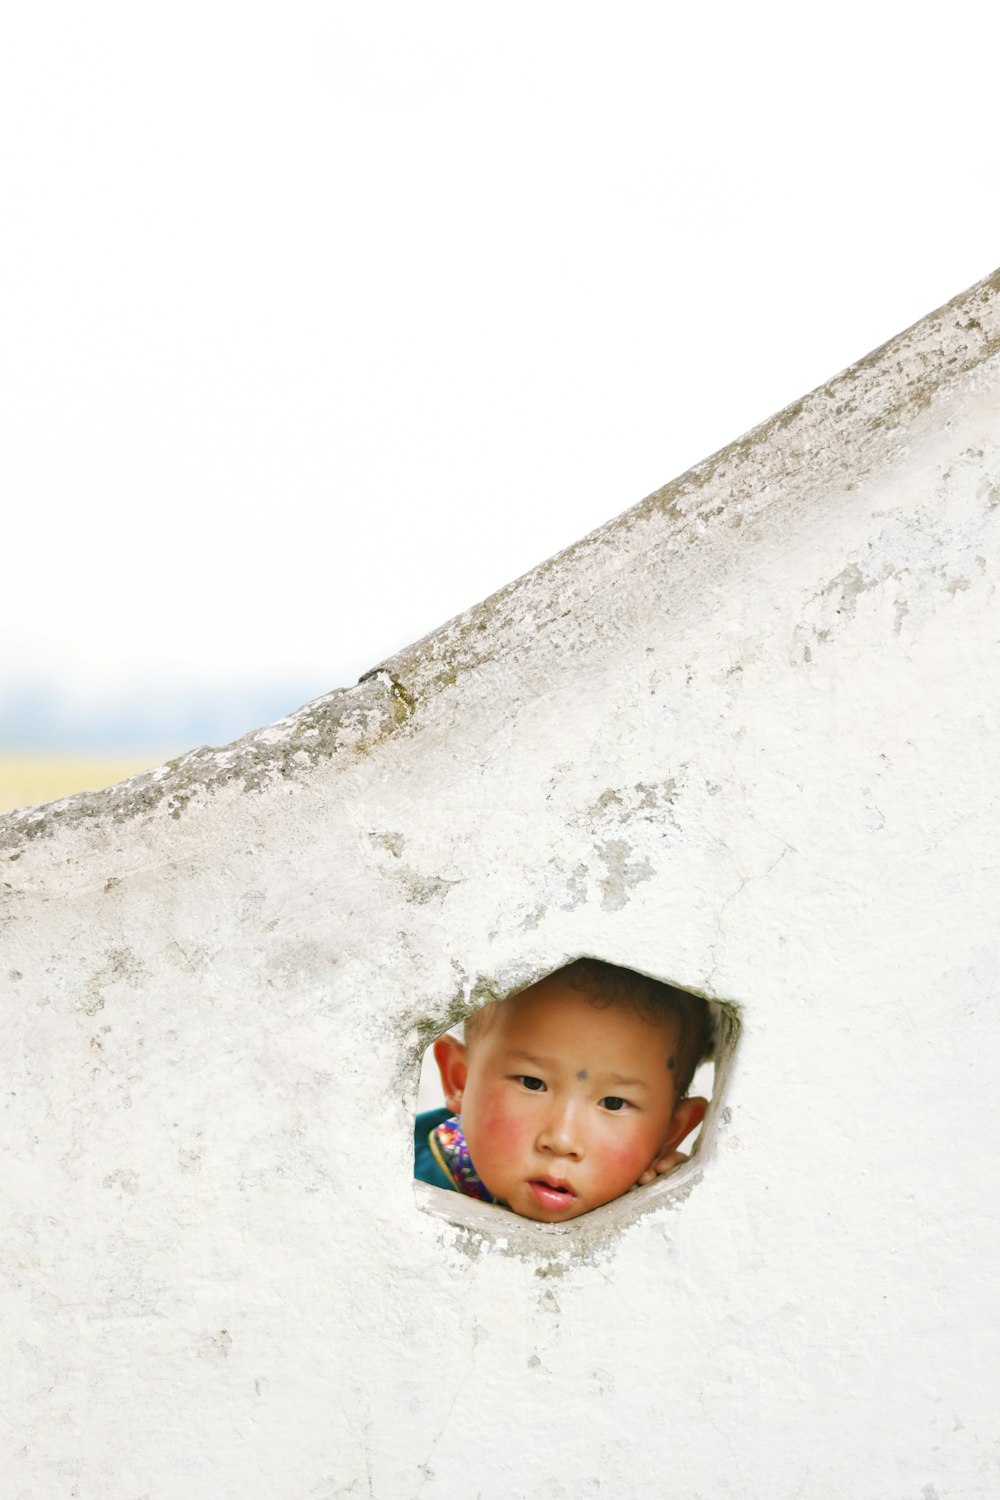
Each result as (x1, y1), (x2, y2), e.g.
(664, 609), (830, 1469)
(661, 1095), (708, 1155)
(432, 1033), (469, 1115)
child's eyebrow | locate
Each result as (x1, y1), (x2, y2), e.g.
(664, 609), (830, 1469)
(507, 1051), (557, 1071)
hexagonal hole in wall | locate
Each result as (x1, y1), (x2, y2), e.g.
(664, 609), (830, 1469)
(411, 958), (739, 1244)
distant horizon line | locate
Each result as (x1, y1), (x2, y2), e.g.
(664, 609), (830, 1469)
(0, 676), (338, 752)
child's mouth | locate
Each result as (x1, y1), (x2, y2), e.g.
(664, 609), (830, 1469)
(528, 1179), (577, 1211)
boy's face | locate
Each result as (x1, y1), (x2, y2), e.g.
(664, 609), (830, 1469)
(436, 975), (702, 1222)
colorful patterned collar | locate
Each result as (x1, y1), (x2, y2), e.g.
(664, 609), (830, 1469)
(428, 1115), (495, 1203)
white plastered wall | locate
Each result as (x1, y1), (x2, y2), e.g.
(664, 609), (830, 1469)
(3, 271), (1000, 1499)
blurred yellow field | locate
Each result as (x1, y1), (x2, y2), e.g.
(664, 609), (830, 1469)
(0, 752), (175, 816)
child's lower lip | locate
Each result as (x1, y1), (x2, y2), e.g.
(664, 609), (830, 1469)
(528, 1180), (577, 1211)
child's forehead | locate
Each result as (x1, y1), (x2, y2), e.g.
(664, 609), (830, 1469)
(478, 976), (680, 1047)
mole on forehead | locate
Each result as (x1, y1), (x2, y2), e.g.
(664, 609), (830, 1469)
(576, 1068), (588, 1080)
(667, 1056), (676, 1070)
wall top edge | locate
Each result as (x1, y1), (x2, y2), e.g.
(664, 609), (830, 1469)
(377, 264), (1000, 699)
(4, 265), (999, 850)
(0, 670), (409, 850)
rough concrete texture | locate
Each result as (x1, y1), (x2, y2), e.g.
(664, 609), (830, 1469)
(3, 268), (1000, 1497)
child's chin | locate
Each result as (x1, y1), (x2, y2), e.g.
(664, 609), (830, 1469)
(525, 1203), (588, 1222)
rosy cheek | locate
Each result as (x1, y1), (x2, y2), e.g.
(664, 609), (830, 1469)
(596, 1129), (655, 1179)
(478, 1094), (529, 1153)
(463, 1087), (534, 1185)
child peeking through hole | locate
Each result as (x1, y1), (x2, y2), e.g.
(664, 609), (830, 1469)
(414, 958), (714, 1222)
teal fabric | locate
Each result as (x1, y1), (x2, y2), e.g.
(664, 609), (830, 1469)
(413, 1106), (454, 1191)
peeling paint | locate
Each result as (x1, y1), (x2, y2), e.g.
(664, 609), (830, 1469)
(595, 839), (655, 912)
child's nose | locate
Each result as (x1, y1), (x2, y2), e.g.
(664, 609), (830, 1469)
(536, 1099), (583, 1159)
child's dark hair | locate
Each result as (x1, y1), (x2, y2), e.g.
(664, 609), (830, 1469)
(466, 959), (714, 1100)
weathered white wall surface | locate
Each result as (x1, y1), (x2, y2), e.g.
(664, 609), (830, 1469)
(4, 271), (1000, 1498)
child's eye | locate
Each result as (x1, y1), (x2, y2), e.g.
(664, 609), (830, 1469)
(599, 1096), (630, 1112)
(516, 1075), (546, 1092)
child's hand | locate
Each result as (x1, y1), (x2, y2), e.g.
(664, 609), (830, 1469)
(633, 1096), (708, 1188)
(634, 1149), (689, 1188)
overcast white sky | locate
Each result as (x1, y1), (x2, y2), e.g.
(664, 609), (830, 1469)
(3, 2), (998, 747)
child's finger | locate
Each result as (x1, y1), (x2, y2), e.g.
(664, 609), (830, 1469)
(653, 1150), (689, 1175)
(634, 1149), (691, 1190)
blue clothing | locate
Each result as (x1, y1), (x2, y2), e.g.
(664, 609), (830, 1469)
(413, 1106), (454, 1192)
(413, 1107), (495, 1201)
